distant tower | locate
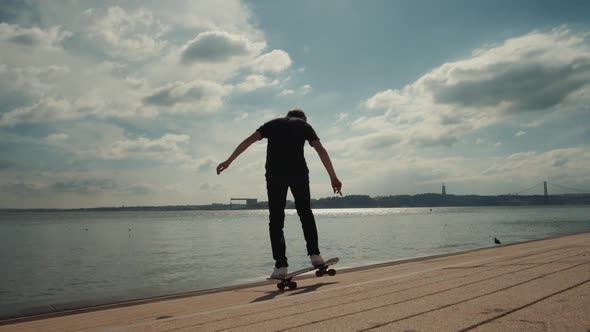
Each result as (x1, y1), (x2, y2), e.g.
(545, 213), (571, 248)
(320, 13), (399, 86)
(544, 181), (548, 203)
(442, 183), (447, 196)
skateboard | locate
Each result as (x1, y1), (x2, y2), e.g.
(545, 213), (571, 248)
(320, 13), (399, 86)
(267, 257), (339, 290)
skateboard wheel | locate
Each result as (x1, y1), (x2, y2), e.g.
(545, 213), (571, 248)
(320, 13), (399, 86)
(315, 270), (323, 277)
(277, 283), (285, 290)
(288, 281), (297, 290)
(328, 269), (336, 276)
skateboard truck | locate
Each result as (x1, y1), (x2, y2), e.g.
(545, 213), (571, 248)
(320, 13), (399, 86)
(275, 277), (298, 290)
(269, 257), (339, 290)
(315, 265), (337, 277)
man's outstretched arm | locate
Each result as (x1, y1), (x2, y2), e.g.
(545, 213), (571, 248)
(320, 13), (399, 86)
(216, 131), (262, 174)
(311, 140), (342, 195)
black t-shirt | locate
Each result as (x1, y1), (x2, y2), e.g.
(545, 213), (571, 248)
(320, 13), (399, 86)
(256, 117), (320, 176)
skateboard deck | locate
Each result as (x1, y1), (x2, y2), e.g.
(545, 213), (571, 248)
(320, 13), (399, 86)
(267, 257), (339, 290)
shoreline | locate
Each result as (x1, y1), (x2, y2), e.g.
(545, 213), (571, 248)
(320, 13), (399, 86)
(2, 195), (590, 212)
(3, 202), (590, 211)
(2, 231), (588, 326)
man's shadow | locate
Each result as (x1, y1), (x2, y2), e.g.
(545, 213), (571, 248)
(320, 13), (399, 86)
(250, 282), (338, 303)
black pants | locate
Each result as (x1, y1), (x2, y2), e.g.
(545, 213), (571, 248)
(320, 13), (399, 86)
(266, 174), (320, 268)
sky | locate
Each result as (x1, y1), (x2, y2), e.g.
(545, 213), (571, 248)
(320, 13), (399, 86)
(1, 0), (590, 208)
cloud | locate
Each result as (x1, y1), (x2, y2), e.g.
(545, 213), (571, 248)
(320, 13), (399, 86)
(46, 132), (68, 143)
(335, 113), (349, 124)
(430, 61), (590, 112)
(0, 4), (272, 128)
(196, 158), (217, 172)
(126, 184), (154, 195)
(2, 178), (156, 196)
(98, 134), (216, 173)
(48, 178), (117, 194)
(300, 84), (312, 95)
(1, 182), (41, 195)
(425, 29), (590, 114)
(102, 134), (191, 162)
(0, 64), (71, 113)
(180, 30), (264, 64)
(523, 119), (544, 128)
(326, 144), (590, 197)
(0, 0), (42, 26)
(482, 148), (588, 177)
(515, 131), (527, 137)
(142, 80), (231, 112)
(0, 92), (145, 126)
(0, 1), (298, 207)
(151, 1), (262, 39)
(279, 89), (294, 96)
(1, 62), (233, 126)
(10, 64), (71, 77)
(199, 182), (223, 191)
(424, 28), (590, 116)
(408, 132), (460, 147)
(98, 134), (225, 173)
(252, 49), (292, 73)
(327, 132), (402, 158)
(0, 160), (18, 170)
(0, 30), (158, 125)
(0, 22), (71, 48)
(86, 6), (169, 58)
(0, 97), (77, 127)
(357, 28), (590, 150)
(552, 157), (569, 167)
(237, 74), (279, 92)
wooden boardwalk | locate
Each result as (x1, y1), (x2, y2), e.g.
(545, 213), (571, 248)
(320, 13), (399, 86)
(2, 232), (589, 331)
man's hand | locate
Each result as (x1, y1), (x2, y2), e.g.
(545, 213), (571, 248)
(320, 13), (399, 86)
(331, 177), (342, 196)
(216, 160), (231, 175)
(216, 132), (262, 175)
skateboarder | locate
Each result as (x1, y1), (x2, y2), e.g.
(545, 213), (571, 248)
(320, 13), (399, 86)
(216, 109), (342, 279)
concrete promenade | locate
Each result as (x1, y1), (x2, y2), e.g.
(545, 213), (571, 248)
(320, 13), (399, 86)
(2, 232), (589, 331)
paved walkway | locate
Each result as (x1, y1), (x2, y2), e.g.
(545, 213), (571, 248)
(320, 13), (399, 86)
(2, 232), (589, 331)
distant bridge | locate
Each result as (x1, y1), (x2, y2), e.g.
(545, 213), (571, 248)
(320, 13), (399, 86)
(439, 181), (590, 203)
(509, 181), (590, 196)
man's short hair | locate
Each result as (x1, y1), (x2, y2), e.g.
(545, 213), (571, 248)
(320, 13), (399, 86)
(286, 109), (307, 121)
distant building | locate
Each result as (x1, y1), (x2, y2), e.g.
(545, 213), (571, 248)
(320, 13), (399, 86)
(230, 198), (258, 209)
(442, 183), (447, 196)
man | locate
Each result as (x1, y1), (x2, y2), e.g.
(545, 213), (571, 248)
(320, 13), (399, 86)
(216, 109), (342, 278)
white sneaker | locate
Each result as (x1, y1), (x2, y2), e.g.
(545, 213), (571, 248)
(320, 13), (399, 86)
(310, 254), (325, 267)
(270, 266), (288, 279)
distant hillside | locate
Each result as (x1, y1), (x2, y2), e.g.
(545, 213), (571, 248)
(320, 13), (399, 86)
(2, 193), (589, 212)
(303, 193), (590, 209)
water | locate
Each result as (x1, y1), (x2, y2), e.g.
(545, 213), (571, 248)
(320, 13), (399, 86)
(1, 206), (589, 314)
